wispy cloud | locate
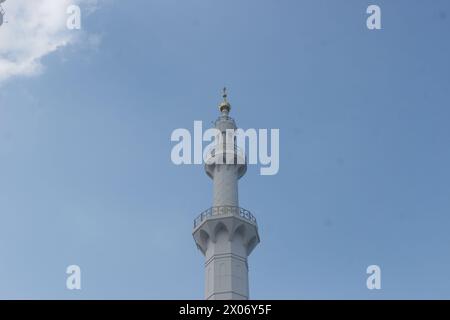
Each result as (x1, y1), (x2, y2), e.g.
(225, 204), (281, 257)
(0, 0), (102, 84)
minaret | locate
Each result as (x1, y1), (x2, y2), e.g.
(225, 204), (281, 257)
(193, 88), (260, 300)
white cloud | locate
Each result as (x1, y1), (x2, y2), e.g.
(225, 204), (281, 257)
(0, 0), (102, 84)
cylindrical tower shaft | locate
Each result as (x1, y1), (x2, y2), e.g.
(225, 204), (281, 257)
(213, 162), (239, 207)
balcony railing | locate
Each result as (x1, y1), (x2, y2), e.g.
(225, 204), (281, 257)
(204, 144), (246, 164)
(194, 206), (257, 228)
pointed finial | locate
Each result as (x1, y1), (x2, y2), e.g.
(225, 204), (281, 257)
(219, 87), (231, 113)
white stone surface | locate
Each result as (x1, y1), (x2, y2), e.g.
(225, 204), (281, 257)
(213, 165), (239, 207)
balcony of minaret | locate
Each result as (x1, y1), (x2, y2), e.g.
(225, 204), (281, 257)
(192, 206), (260, 257)
(204, 144), (247, 179)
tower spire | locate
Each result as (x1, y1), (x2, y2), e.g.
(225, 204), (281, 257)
(222, 87), (228, 102)
(219, 87), (231, 114)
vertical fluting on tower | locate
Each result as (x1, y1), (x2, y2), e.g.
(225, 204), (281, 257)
(193, 89), (260, 300)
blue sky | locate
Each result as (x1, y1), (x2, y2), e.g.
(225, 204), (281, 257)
(0, 0), (449, 299)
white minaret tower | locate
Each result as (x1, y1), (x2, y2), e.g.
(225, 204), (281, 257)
(193, 88), (260, 300)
